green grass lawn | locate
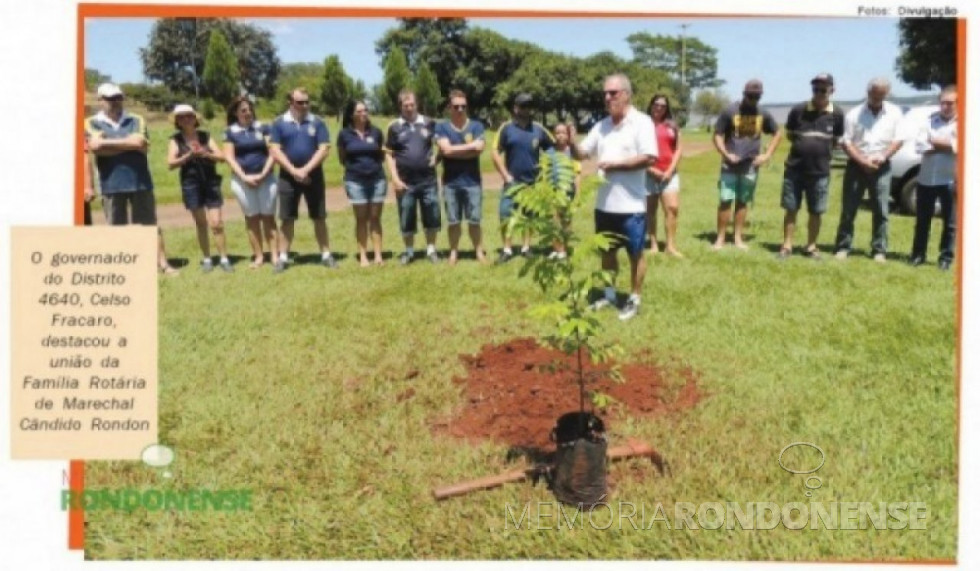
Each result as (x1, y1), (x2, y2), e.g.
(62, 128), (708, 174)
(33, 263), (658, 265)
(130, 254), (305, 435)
(83, 129), (957, 560)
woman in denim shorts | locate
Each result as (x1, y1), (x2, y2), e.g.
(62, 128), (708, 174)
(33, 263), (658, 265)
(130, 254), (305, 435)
(223, 96), (279, 270)
(645, 94), (684, 257)
(167, 104), (231, 272)
(337, 100), (387, 266)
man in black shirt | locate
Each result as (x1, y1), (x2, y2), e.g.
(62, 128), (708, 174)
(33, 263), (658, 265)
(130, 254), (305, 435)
(778, 73), (845, 259)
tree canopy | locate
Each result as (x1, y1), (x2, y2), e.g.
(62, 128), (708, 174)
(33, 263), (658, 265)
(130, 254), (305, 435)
(895, 18), (957, 90)
(201, 29), (240, 104)
(140, 18), (280, 98)
(320, 55), (352, 120)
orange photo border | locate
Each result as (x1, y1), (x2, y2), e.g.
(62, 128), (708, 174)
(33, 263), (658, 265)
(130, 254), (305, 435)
(73, 5), (966, 565)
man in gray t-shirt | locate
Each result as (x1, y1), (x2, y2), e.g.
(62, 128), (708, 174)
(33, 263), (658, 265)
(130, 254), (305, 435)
(711, 79), (782, 250)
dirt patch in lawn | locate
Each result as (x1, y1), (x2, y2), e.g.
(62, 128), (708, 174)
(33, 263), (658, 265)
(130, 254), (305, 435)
(433, 337), (705, 450)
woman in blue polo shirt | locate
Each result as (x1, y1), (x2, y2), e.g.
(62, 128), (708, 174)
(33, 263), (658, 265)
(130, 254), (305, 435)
(223, 96), (279, 270)
(166, 104), (231, 273)
(337, 100), (386, 267)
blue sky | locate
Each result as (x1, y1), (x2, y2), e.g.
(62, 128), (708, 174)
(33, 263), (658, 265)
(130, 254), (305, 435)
(85, 16), (934, 105)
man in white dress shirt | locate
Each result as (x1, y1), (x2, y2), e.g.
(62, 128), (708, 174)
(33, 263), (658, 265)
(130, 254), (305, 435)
(833, 77), (904, 263)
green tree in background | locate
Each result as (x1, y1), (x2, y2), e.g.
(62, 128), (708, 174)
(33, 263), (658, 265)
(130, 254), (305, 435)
(140, 18), (280, 98)
(202, 29), (240, 105)
(85, 69), (112, 90)
(320, 55), (352, 121)
(896, 18), (957, 90)
(692, 88), (730, 128)
(413, 62), (442, 116)
(382, 46), (412, 115)
(350, 79), (368, 104)
(376, 18), (468, 97)
(627, 32), (722, 90)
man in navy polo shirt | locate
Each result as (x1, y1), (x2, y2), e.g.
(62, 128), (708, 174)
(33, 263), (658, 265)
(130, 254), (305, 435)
(85, 83), (177, 274)
(269, 87), (336, 269)
(435, 89), (486, 265)
(492, 93), (554, 263)
(778, 73), (845, 259)
(385, 89), (441, 265)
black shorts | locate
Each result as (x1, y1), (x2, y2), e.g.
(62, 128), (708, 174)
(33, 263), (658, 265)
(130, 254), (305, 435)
(278, 170), (326, 220)
(181, 177), (224, 211)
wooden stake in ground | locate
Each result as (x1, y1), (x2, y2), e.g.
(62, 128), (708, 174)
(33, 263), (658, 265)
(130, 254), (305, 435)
(432, 439), (666, 501)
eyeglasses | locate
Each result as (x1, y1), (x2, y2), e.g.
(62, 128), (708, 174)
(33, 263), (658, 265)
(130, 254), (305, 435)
(104, 96), (123, 102)
(452, 104), (467, 111)
(603, 90), (622, 98)
(940, 100), (956, 106)
(812, 87), (829, 94)
(292, 100), (310, 106)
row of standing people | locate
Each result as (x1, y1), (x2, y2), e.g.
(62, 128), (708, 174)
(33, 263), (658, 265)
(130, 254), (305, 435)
(83, 82), (683, 277)
(709, 74), (958, 269)
(83, 73), (957, 287)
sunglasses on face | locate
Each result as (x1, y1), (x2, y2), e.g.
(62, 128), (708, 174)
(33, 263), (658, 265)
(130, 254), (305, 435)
(104, 96), (123, 102)
(812, 87), (829, 94)
(292, 100), (310, 106)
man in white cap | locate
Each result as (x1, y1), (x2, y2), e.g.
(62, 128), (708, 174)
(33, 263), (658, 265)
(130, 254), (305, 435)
(85, 83), (177, 274)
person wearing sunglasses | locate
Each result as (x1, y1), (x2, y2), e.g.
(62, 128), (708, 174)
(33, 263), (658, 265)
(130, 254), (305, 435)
(269, 87), (336, 271)
(909, 85), (958, 271)
(566, 73), (658, 322)
(711, 79), (782, 251)
(777, 73), (845, 260)
(435, 90), (487, 265)
(833, 77), (904, 263)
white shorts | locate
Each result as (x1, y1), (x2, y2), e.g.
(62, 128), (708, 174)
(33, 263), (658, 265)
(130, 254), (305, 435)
(231, 174), (278, 217)
(646, 173), (680, 196)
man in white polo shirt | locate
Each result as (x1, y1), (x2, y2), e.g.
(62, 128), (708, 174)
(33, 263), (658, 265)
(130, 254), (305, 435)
(833, 77), (904, 263)
(909, 85), (958, 271)
(569, 73), (658, 321)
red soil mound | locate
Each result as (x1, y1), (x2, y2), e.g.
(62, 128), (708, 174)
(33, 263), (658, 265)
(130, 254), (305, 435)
(434, 337), (704, 450)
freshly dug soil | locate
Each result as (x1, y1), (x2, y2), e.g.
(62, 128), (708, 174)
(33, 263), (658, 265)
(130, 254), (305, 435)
(434, 337), (704, 450)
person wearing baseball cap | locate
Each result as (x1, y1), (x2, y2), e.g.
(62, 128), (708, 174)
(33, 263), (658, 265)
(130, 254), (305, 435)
(777, 73), (844, 260)
(85, 83), (178, 274)
(167, 103), (231, 273)
(711, 79), (782, 251)
(491, 92), (554, 262)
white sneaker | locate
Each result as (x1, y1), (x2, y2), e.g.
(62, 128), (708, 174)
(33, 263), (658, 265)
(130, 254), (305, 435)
(589, 298), (613, 311)
(618, 298), (640, 321)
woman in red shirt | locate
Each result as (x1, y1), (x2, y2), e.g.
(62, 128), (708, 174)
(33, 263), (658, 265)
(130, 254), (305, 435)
(645, 94), (684, 257)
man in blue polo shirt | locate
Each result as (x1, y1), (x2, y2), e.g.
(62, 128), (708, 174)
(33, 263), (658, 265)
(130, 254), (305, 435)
(492, 93), (554, 263)
(85, 83), (177, 274)
(435, 89), (486, 265)
(385, 89), (441, 265)
(269, 87), (335, 270)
